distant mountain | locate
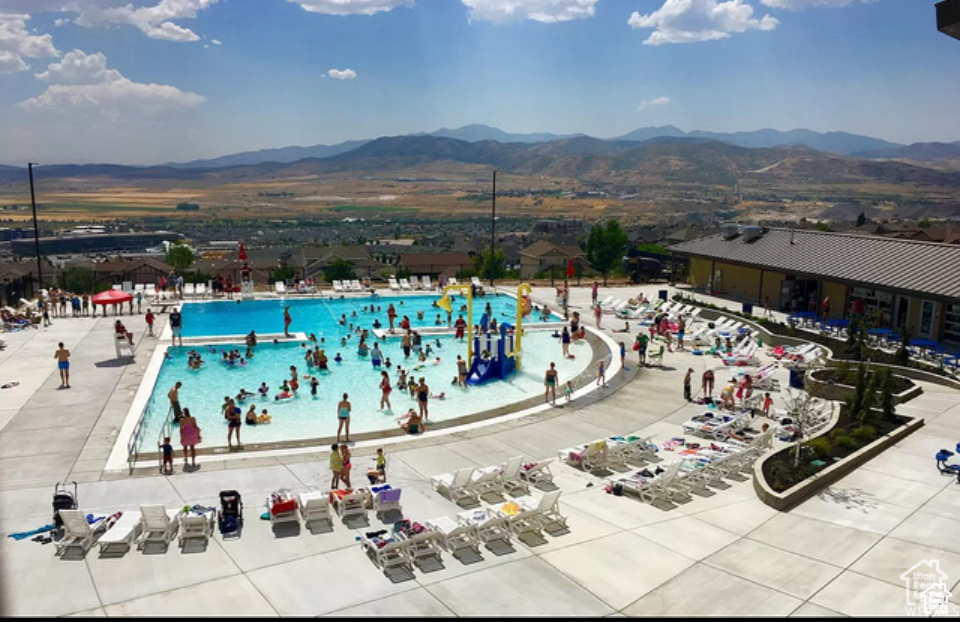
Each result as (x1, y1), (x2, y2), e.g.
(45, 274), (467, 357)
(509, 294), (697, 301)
(428, 124), (577, 143)
(853, 142), (960, 162)
(165, 139), (369, 169)
(611, 126), (902, 156)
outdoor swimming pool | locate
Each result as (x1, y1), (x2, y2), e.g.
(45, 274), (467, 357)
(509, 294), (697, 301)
(139, 294), (596, 448)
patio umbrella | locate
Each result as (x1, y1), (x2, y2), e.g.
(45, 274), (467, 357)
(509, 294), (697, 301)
(91, 289), (133, 315)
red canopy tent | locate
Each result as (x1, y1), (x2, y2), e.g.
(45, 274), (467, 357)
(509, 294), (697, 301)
(91, 289), (133, 315)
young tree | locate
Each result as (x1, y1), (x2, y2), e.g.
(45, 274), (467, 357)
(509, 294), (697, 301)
(323, 259), (356, 283)
(61, 266), (97, 294)
(165, 243), (194, 271)
(585, 220), (629, 286)
(475, 248), (506, 282)
(782, 388), (832, 468)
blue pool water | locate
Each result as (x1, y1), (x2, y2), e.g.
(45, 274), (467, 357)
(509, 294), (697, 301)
(178, 293), (521, 338)
(143, 294), (593, 448)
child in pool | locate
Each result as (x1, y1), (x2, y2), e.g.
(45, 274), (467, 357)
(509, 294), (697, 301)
(258, 382), (269, 397)
(334, 352), (343, 363)
(258, 408), (272, 423)
(311, 376), (319, 396)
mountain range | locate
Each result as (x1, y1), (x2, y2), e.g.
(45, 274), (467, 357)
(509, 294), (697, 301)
(155, 124), (960, 171)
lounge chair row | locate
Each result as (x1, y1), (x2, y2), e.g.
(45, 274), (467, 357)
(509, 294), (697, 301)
(556, 435), (661, 473)
(430, 457), (555, 506)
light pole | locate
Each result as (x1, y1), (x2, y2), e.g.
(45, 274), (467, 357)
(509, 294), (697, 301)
(489, 170), (497, 288)
(27, 163), (43, 294)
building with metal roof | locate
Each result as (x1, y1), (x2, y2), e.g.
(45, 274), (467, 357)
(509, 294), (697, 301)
(670, 226), (960, 345)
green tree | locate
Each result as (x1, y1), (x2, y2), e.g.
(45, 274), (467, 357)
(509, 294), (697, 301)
(878, 367), (897, 424)
(585, 219), (629, 286)
(165, 243), (194, 271)
(61, 266), (97, 294)
(474, 248), (506, 283)
(855, 211), (867, 227)
(918, 218), (932, 229)
(268, 266), (295, 284)
(323, 259), (356, 283)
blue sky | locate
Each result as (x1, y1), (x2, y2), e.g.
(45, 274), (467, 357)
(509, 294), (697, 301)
(0, 0), (957, 165)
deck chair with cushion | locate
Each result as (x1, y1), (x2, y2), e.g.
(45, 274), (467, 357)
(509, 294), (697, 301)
(97, 510), (142, 556)
(359, 533), (411, 573)
(137, 504), (180, 549)
(267, 491), (300, 528)
(425, 515), (480, 557)
(178, 506), (216, 548)
(431, 467), (479, 506)
(55, 510), (109, 557)
(298, 491), (333, 528)
(333, 489), (368, 522)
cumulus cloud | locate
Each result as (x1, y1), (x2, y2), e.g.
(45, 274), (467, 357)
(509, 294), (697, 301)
(628, 0), (778, 45)
(761, 0), (876, 8)
(0, 13), (60, 73)
(289, 0), (414, 15)
(20, 49), (204, 115)
(210, 38), (222, 44)
(74, 0), (220, 42)
(461, 0), (599, 23)
(54, 18), (69, 27)
(326, 68), (357, 79)
(638, 96), (670, 112)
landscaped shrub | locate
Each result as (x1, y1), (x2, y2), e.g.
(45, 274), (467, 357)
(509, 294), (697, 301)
(852, 425), (877, 442)
(804, 437), (833, 461)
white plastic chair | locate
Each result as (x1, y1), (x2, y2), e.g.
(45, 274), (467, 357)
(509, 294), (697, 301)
(137, 505), (180, 549)
(425, 515), (480, 556)
(178, 507), (216, 547)
(298, 491), (333, 528)
(55, 510), (108, 556)
(97, 511), (142, 556)
(431, 467), (479, 506)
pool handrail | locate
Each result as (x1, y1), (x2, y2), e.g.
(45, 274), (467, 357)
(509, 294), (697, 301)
(126, 402), (171, 474)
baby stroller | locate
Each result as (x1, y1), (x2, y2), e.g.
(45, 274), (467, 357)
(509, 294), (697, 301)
(936, 444), (960, 484)
(52, 481), (78, 530)
(218, 490), (244, 537)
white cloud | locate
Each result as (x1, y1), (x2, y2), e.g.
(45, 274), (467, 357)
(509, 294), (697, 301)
(628, 0), (778, 45)
(54, 18), (69, 27)
(74, 0), (220, 42)
(289, 0), (414, 16)
(210, 38), (222, 44)
(761, 0), (876, 9)
(0, 13), (60, 73)
(461, 0), (599, 23)
(20, 49), (204, 115)
(638, 96), (670, 112)
(326, 68), (357, 79)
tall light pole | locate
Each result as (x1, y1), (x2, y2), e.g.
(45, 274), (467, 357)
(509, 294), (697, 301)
(489, 170), (497, 288)
(27, 163), (43, 293)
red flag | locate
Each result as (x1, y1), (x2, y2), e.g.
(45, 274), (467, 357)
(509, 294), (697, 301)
(566, 257), (575, 277)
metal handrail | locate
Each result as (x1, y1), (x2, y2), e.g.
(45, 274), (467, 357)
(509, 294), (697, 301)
(126, 402), (171, 474)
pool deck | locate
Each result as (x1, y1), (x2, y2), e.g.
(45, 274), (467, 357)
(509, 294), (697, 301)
(2, 285), (960, 616)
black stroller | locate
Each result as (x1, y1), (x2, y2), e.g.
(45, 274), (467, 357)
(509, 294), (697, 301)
(218, 490), (243, 537)
(52, 481), (78, 530)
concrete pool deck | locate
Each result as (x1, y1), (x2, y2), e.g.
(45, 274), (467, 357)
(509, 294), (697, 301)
(2, 285), (960, 617)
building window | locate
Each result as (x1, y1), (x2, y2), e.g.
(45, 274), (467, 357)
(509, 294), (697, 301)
(944, 303), (960, 345)
(850, 286), (894, 327)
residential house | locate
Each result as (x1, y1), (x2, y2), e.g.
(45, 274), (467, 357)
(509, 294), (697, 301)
(519, 240), (586, 280)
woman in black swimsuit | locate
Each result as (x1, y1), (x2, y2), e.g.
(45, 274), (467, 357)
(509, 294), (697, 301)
(417, 377), (429, 421)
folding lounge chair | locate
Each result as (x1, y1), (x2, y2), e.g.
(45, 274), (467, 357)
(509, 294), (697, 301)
(400, 279), (412, 291)
(360, 533), (411, 572)
(638, 461), (684, 508)
(470, 466), (505, 498)
(334, 490), (368, 522)
(97, 510), (142, 556)
(298, 491), (333, 528)
(421, 276), (433, 290)
(516, 489), (567, 534)
(471, 277), (482, 288)
(178, 506), (216, 547)
(372, 486), (403, 517)
(409, 276), (421, 290)
(183, 283), (196, 298)
(350, 280), (363, 291)
(404, 529), (443, 565)
(275, 281), (286, 295)
(426, 515), (480, 557)
(497, 456), (530, 496)
(333, 280), (344, 293)
(138, 504), (180, 549)
(55, 510), (108, 557)
(457, 508), (512, 548)
(448, 277), (458, 286)
(519, 459), (555, 487)
(388, 278), (401, 291)
(267, 492), (300, 528)
(195, 283), (207, 299)
(558, 440), (608, 472)
(431, 467), (480, 506)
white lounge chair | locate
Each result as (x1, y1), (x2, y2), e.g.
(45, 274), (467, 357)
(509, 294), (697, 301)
(178, 507), (216, 547)
(682, 409), (752, 441)
(558, 440), (609, 472)
(491, 489), (566, 539)
(425, 515), (480, 557)
(55, 510), (108, 557)
(298, 491), (333, 528)
(350, 279), (363, 291)
(471, 276), (482, 288)
(195, 283), (207, 299)
(372, 486), (403, 517)
(470, 467), (504, 499)
(332, 280), (344, 293)
(420, 276), (433, 290)
(520, 489), (567, 533)
(457, 508), (512, 548)
(360, 533), (411, 572)
(638, 461), (684, 508)
(497, 456), (529, 496)
(404, 529), (443, 565)
(266, 491), (300, 528)
(334, 490), (367, 522)
(388, 277), (401, 291)
(137, 504), (180, 549)
(183, 283), (196, 298)
(519, 459), (555, 488)
(448, 277), (458, 286)
(97, 511), (142, 556)
(400, 278), (412, 291)
(275, 281), (286, 296)
(431, 467), (479, 506)
(408, 276), (420, 290)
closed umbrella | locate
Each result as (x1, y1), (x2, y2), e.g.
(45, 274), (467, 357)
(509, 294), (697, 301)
(567, 257), (575, 278)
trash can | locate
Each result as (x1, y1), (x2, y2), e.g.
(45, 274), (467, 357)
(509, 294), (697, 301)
(658, 289), (668, 301)
(742, 302), (754, 315)
(789, 367), (805, 389)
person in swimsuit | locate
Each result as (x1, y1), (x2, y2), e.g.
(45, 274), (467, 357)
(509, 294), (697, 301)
(371, 343), (383, 369)
(283, 306), (292, 338)
(399, 408), (424, 435)
(339, 444), (352, 488)
(456, 355), (468, 387)
(416, 377), (429, 421)
(329, 443), (342, 490)
(544, 362), (558, 406)
(561, 327), (571, 358)
(379, 370), (392, 411)
(226, 402), (242, 450)
(337, 393), (351, 443)
(178, 407), (201, 469)
(54, 342), (71, 389)
(245, 404), (258, 425)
